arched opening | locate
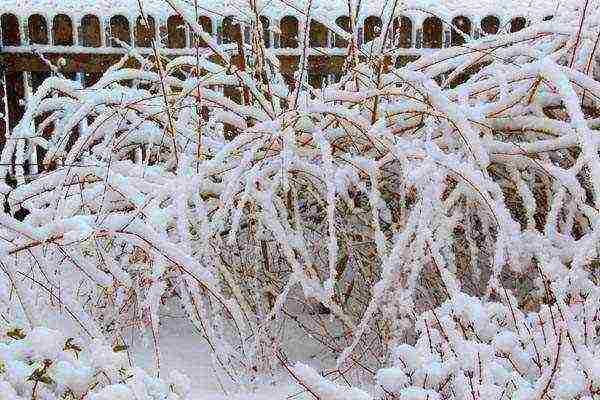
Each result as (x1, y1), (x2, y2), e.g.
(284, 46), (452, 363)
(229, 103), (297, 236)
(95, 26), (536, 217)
(334, 16), (350, 48)
(52, 14), (73, 46)
(394, 16), (412, 48)
(259, 16), (270, 47)
(1, 13), (20, 46)
(167, 15), (187, 48)
(222, 16), (241, 44)
(28, 14), (49, 45)
(135, 15), (155, 47)
(224, 84), (241, 98)
(280, 15), (298, 48)
(5, 71), (25, 131)
(510, 16), (526, 33)
(79, 14), (101, 47)
(392, 16), (413, 66)
(481, 15), (499, 35)
(423, 16), (443, 48)
(309, 19), (327, 47)
(364, 15), (381, 43)
(190, 16), (212, 48)
(110, 15), (131, 46)
(451, 16), (471, 46)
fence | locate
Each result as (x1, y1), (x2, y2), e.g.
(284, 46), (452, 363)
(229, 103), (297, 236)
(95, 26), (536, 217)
(0, 8), (538, 149)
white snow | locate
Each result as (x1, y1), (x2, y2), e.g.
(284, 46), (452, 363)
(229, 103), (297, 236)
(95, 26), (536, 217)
(0, 0), (576, 25)
(0, 0), (599, 399)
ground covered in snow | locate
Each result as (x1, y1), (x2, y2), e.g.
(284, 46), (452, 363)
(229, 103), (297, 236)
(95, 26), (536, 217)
(131, 307), (303, 399)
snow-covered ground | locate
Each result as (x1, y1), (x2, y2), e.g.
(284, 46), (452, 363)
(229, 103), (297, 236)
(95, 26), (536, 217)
(133, 320), (224, 397)
(133, 316), (304, 399)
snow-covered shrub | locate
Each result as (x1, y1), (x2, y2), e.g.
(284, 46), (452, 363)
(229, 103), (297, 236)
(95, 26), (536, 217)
(297, 268), (600, 399)
(375, 279), (600, 399)
(0, 326), (192, 399)
(0, 0), (599, 397)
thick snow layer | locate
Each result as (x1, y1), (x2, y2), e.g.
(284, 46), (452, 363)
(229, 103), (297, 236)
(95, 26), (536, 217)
(0, 0), (576, 21)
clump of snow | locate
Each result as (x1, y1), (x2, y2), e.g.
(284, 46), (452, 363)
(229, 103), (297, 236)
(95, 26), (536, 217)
(0, 328), (197, 399)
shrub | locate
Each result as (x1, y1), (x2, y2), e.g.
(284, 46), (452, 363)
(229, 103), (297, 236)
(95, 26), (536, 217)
(0, 0), (599, 397)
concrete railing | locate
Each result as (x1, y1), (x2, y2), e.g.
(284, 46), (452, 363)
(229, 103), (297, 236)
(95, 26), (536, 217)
(0, 9), (542, 146)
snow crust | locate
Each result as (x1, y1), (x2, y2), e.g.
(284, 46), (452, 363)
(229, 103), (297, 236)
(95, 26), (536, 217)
(0, 0), (576, 22)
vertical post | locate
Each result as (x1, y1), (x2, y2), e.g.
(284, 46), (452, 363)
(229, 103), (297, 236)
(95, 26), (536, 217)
(473, 16), (481, 40)
(73, 15), (80, 47)
(103, 15), (111, 47)
(273, 18), (280, 48)
(21, 14), (29, 45)
(357, 27), (363, 47)
(76, 72), (89, 131)
(414, 16), (423, 49)
(23, 72), (38, 177)
(443, 28), (450, 48)
(0, 66), (8, 151)
(216, 16), (223, 45)
(157, 16), (168, 48)
(130, 16), (136, 48)
(244, 25), (251, 44)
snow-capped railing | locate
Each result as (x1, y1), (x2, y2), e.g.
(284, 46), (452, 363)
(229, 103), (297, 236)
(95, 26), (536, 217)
(0, 7), (547, 146)
(0, 10), (538, 55)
